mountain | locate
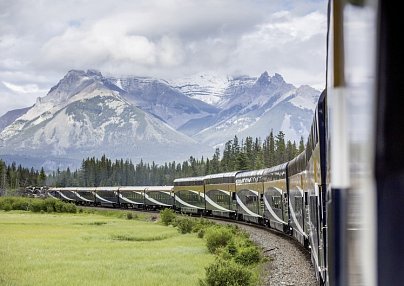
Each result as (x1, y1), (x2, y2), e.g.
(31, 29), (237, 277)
(0, 106), (31, 132)
(0, 69), (320, 170)
(0, 70), (211, 169)
(166, 72), (229, 105)
(183, 72), (320, 146)
(107, 76), (219, 129)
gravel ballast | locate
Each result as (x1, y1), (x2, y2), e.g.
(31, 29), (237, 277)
(213, 220), (318, 286)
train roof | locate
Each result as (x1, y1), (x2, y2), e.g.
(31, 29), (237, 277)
(204, 171), (243, 180)
(236, 169), (265, 179)
(145, 186), (173, 191)
(49, 186), (173, 191)
(173, 176), (205, 183)
(262, 162), (288, 175)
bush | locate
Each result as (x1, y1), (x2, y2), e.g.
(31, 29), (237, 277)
(176, 216), (195, 234)
(2, 201), (12, 211)
(29, 200), (43, 212)
(11, 198), (29, 211)
(197, 228), (205, 238)
(62, 203), (77, 213)
(54, 200), (65, 213)
(126, 212), (133, 220)
(205, 227), (234, 254)
(226, 240), (238, 256)
(160, 208), (176, 225)
(234, 246), (261, 266)
(192, 218), (214, 233)
(43, 198), (56, 213)
(199, 259), (253, 286)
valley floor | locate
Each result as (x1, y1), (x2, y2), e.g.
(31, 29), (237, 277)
(0, 211), (213, 286)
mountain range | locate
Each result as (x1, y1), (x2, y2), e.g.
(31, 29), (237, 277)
(0, 69), (321, 170)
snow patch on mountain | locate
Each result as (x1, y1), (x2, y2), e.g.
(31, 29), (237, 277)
(166, 72), (229, 105)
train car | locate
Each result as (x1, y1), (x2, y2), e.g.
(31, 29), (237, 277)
(47, 187), (63, 200)
(118, 186), (147, 208)
(74, 187), (96, 205)
(287, 151), (309, 247)
(262, 163), (289, 233)
(235, 170), (264, 224)
(173, 176), (205, 214)
(325, 0), (403, 285)
(144, 186), (174, 210)
(94, 187), (119, 207)
(305, 93), (328, 284)
(203, 172), (240, 218)
(54, 187), (77, 202)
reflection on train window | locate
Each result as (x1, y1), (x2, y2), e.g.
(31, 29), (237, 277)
(272, 196), (282, 209)
(180, 192), (202, 203)
(216, 194), (227, 203)
(246, 195), (258, 204)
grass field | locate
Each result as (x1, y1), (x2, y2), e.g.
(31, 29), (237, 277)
(0, 210), (213, 286)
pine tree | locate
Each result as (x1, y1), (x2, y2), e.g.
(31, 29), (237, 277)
(299, 136), (305, 153)
(275, 131), (286, 164)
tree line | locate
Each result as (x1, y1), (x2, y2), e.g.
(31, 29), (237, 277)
(0, 160), (46, 191)
(47, 130), (304, 187)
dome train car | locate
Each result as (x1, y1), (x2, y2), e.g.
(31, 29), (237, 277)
(203, 171), (240, 218)
(48, 186), (175, 210)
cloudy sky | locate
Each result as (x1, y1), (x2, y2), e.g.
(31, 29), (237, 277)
(0, 0), (327, 116)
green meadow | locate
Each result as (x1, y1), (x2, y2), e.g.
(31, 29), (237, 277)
(0, 211), (213, 286)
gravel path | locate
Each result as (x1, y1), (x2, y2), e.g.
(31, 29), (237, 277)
(212, 220), (318, 286)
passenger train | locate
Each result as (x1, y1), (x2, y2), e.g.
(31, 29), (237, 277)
(48, 1), (404, 285)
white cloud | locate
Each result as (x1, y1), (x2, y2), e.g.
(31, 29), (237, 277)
(2, 81), (46, 94)
(0, 0), (328, 115)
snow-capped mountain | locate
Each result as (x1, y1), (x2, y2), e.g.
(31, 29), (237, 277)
(166, 72), (229, 105)
(107, 76), (219, 129)
(0, 69), (321, 170)
(183, 72), (320, 146)
(0, 106), (31, 133)
(0, 70), (211, 168)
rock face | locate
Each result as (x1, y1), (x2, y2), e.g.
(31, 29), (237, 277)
(0, 69), (321, 169)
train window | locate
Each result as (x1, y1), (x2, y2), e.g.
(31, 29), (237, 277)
(246, 195), (257, 204)
(272, 196), (281, 209)
(232, 192), (236, 200)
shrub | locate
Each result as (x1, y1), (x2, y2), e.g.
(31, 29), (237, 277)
(54, 200), (65, 213)
(29, 200), (43, 212)
(41, 198), (57, 213)
(199, 259), (253, 286)
(226, 240), (238, 256)
(192, 218), (214, 233)
(197, 228), (205, 238)
(126, 212), (133, 220)
(176, 216), (195, 234)
(62, 203), (77, 213)
(11, 197), (29, 211)
(234, 246), (261, 266)
(160, 208), (176, 225)
(2, 201), (12, 211)
(205, 227), (234, 254)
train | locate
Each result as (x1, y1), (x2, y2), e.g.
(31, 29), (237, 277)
(47, 1), (404, 285)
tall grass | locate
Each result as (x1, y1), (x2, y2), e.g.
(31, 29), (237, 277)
(159, 210), (263, 286)
(0, 197), (76, 213)
(0, 211), (213, 286)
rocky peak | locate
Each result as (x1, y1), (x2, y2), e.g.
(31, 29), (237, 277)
(270, 73), (285, 85)
(255, 71), (270, 87)
(44, 70), (105, 104)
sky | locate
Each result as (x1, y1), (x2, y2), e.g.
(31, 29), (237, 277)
(0, 0), (328, 116)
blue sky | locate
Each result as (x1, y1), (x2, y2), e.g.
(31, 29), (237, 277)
(0, 0), (328, 115)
